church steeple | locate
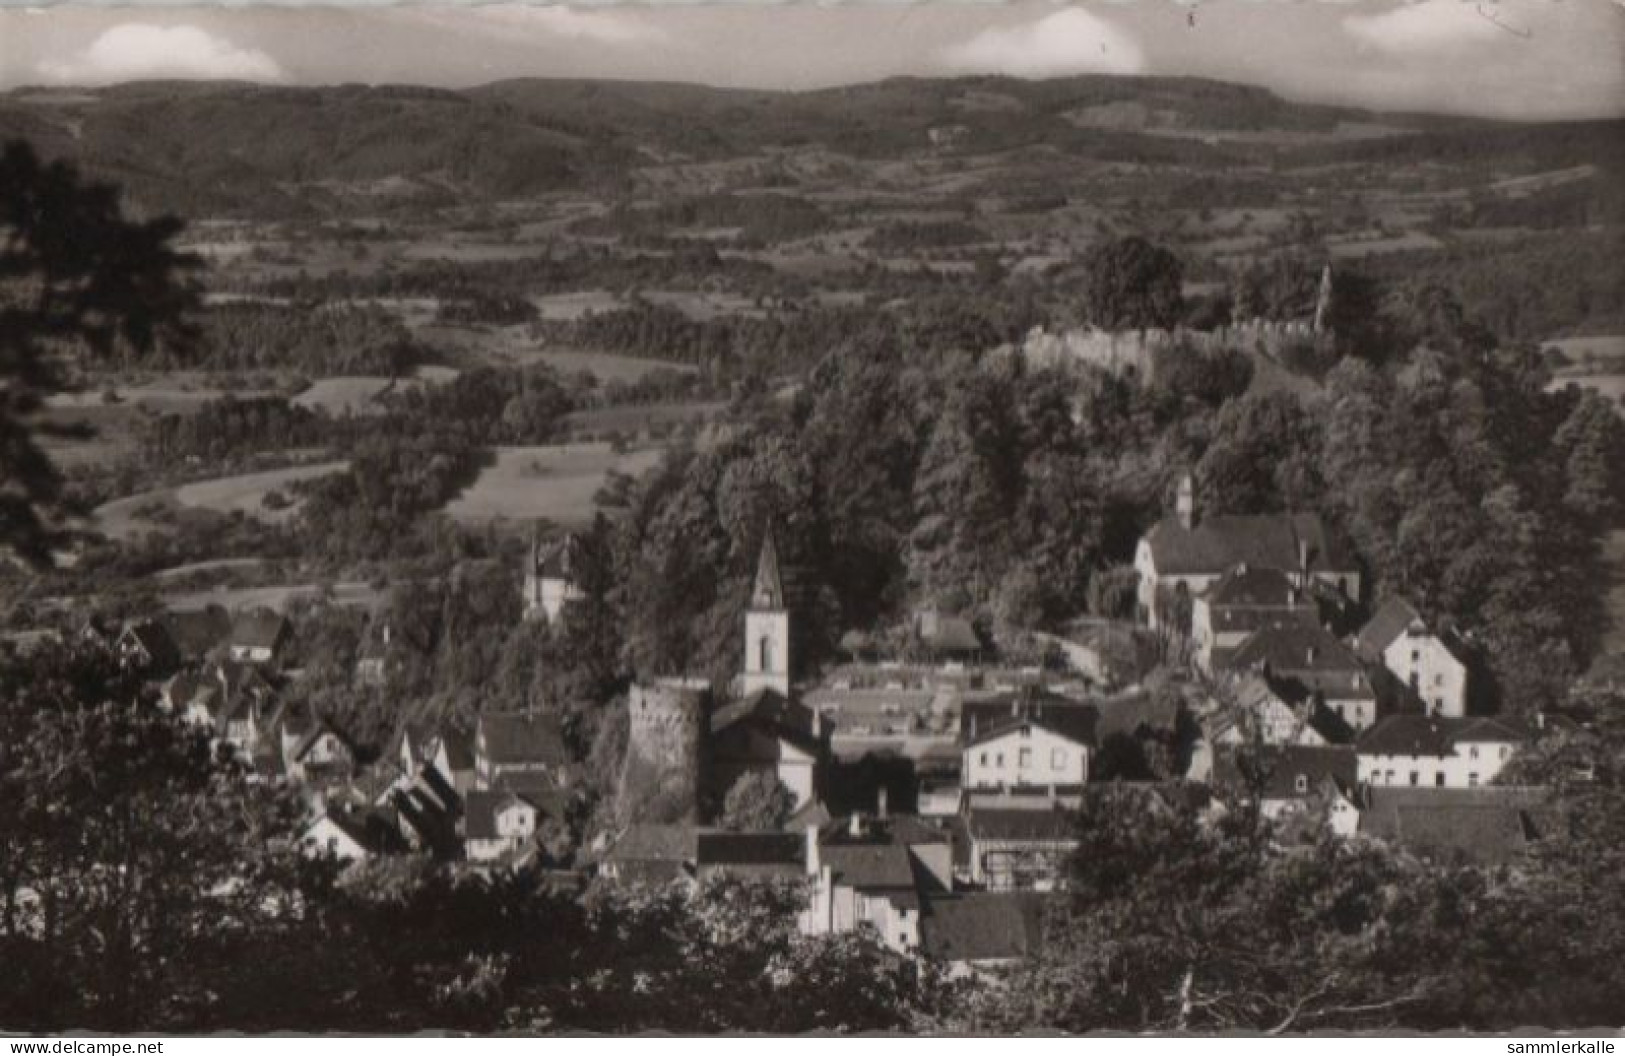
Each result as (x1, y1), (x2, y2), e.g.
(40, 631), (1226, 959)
(751, 523), (785, 611)
(743, 521), (790, 696)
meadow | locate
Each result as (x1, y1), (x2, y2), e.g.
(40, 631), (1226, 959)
(442, 442), (667, 526)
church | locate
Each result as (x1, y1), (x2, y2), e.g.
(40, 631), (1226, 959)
(705, 523), (826, 814)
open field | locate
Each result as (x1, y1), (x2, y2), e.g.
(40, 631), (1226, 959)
(94, 461), (348, 541)
(290, 366), (458, 415)
(164, 581), (383, 615)
(525, 350), (698, 383)
(443, 442), (666, 526)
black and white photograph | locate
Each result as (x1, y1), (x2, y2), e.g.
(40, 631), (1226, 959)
(1, 0), (1623, 1037)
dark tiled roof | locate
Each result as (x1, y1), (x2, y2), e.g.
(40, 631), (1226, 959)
(229, 609), (289, 652)
(1229, 622), (1365, 676)
(1355, 596), (1424, 661)
(1358, 786), (1551, 866)
(1095, 691), (1183, 741)
(694, 831), (805, 876)
(1212, 745), (1358, 799)
(1358, 715), (1530, 757)
(819, 841), (917, 890)
(920, 893), (1047, 963)
(478, 711), (570, 767)
(965, 808), (1077, 842)
(463, 789), (544, 841)
(961, 695), (1098, 748)
(435, 728), (476, 771)
(1206, 565), (1307, 609)
(711, 687), (820, 750)
(318, 807), (408, 857)
(1145, 513), (1356, 577)
(120, 620), (180, 669)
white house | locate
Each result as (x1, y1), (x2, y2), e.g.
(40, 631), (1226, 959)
(1356, 597), (1471, 717)
(1212, 744), (1361, 837)
(300, 807), (405, 864)
(962, 808), (1078, 891)
(961, 705), (1094, 791)
(463, 790), (541, 862)
(1134, 474), (1360, 630)
(1356, 715), (1529, 789)
(801, 815), (951, 955)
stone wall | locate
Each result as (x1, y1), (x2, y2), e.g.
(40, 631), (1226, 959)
(997, 319), (1331, 385)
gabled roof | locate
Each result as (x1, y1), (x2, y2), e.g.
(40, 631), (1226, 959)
(960, 693), (1098, 748)
(229, 609), (289, 652)
(920, 893), (1047, 963)
(711, 687), (820, 751)
(311, 807), (408, 857)
(434, 728), (476, 771)
(119, 619), (180, 669)
(751, 524), (785, 610)
(477, 711), (570, 767)
(1358, 714), (1531, 757)
(965, 707), (1099, 751)
(964, 808), (1077, 843)
(1212, 744), (1358, 800)
(916, 610), (983, 654)
(463, 789), (548, 841)
(1355, 596), (1425, 661)
(819, 841), (917, 891)
(292, 718), (358, 763)
(1144, 512), (1357, 578)
(1229, 622), (1365, 676)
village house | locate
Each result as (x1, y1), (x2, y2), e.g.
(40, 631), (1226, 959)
(281, 715), (360, 785)
(1212, 744), (1362, 837)
(1134, 474), (1360, 630)
(1356, 714), (1530, 789)
(709, 688), (823, 811)
(1191, 564), (1320, 672)
(1224, 622), (1378, 732)
(474, 710), (570, 789)
(960, 807), (1078, 891)
(693, 831), (806, 882)
(227, 609), (291, 666)
(912, 608), (985, 663)
(116, 618), (183, 676)
(462, 789), (546, 862)
(960, 694), (1095, 793)
(801, 813), (951, 954)
(383, 763), (462, 859)
(300, 805), (408, 864)
(430, 728), (478, 796)
(168, 661), (280, 760)
(523, 532), (586, 623)
(1355, 597), (1471, 717)
(1207, 673), (1350, 750)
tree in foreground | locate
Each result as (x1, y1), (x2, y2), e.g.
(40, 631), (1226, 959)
(718, 770), (796, 831)
(0, 140), (199, 565)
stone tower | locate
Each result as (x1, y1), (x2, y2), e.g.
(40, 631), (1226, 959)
(742, 524), (791, 696)
(621, 681), (705, 821)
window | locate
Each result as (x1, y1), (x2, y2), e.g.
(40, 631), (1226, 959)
(996, 753), (1004, 768)
(979, 752), (988, 766)
(1469, 773), (1479, 787)
(1469, 746), (1479, 760)
(1051, 748), (1066, 770)
(1018, 748), (1032, 769)
(758, 635), (774, 672)
(1500, 746), (1510, 759)
(1409, 771), (1419, 786)
(1435, 773), (1445, 787)
(1385, 769), (1395, 784)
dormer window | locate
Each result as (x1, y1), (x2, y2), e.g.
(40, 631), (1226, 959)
(1294, 774), (1308, 794)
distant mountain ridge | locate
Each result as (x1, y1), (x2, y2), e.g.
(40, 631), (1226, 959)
(1, 74), (1618, 219)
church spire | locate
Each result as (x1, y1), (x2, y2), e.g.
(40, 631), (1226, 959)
(751, 523), (785, 610)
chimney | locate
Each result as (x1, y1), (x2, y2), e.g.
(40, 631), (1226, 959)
(849, 813), (864, 838)
(1297, 538), (1310, 582)
(1176, 473), (1196, 530)
(877, 786), (889, 819)
(1306, 646), (1317, 665)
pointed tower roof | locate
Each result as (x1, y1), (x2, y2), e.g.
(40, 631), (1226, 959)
(751, 524), (785, 610)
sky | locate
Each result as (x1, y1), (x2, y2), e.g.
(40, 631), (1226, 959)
(1, 0), (1622, 121)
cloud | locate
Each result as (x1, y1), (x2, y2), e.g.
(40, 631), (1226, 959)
(409, 5), (667, 47)
(37, 24), (285, 85)
(1343, 0), (1512, 55)
(942, 8), (1145, 78)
